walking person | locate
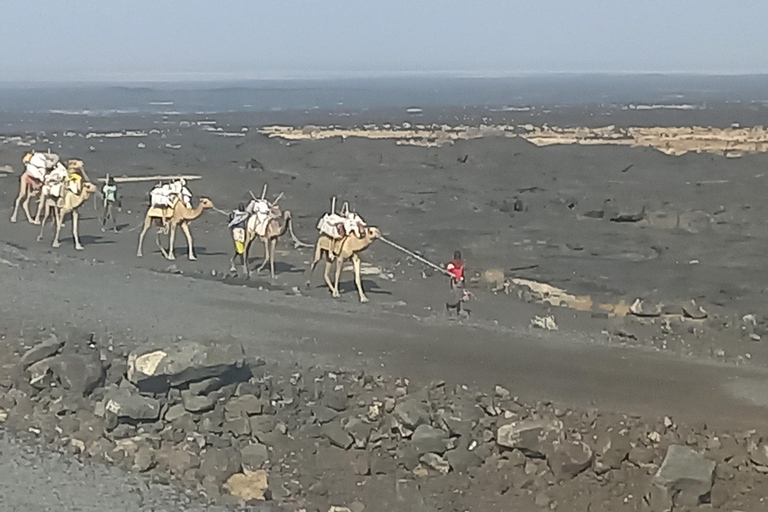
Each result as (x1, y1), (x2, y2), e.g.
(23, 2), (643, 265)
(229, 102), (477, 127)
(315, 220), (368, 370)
(101, 176), (120, 232)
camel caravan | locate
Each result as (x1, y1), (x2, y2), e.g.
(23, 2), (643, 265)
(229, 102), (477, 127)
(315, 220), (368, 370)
(8, 151), (436, 304)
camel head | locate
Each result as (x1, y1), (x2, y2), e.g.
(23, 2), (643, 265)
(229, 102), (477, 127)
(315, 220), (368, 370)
(67, 159), (85, 171)
(198, 197), (214, 209)
(22, 152), (33, 164)
(83, 182), (98, 194)
(366, 227), (381, 240)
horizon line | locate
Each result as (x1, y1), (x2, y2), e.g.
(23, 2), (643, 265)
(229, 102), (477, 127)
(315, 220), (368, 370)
(3, 69), (768, 85)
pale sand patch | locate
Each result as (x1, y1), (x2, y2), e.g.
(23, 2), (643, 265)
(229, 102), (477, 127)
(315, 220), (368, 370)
(260, 123), (768, 156)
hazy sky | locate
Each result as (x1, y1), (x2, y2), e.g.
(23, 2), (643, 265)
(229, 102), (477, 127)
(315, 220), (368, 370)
(4, 1), (768, 81)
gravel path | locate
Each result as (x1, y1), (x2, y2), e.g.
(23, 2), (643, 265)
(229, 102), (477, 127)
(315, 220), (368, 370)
(0, 431), (225, 512)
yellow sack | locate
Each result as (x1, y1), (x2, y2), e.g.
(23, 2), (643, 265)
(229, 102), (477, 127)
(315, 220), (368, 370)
(235, 240), (245, 254)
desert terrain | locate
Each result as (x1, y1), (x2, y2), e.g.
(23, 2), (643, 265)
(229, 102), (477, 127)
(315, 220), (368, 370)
(3, 104), (768, 510)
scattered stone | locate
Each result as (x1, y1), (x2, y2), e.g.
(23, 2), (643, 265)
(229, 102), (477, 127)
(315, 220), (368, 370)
(240, 442), (269, 471)
(420, 453), (451, 474)
(47, 353), (105, 396)
(654, 445), (716, 506)
(496, 419), (564, 457)
(351, 451), (370, 475)
(224, 416), (251, 437)
(411, 424), (449, 455)
(682, 301), (708, 319)
(224, 469), (269, 501)
(531, 315), (558, 330)
(164, 403), (187, 422)
(393, 399), (430, 429)
(132, 444), (156, 472)
(323, 386), (349, 412)
(182, 391), (217, 413)
(594, 432), (631, 474)
(324, 421), (354, 449)
(200, 447), (242, 484)
(312, 405), (338, 424)
(630, 298), (662, 317)
(20, 335), (63, 368)
(104, 388), (161, 421)
(225, 394), (264, 418)
(445, 448), (482, 473)
(548, 440), (593, 479)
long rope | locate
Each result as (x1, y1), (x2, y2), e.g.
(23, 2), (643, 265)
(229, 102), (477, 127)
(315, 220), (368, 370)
(379, 236), (451, 276)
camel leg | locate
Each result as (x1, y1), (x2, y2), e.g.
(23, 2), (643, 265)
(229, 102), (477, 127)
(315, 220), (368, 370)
(243, 237), (253, 278)
(32, 191), (48, 225)
(136, 217), (153, 257)
(21, 192), (36, 223)
(269, 238), (277, 279)
(10, 180), (26, 223)
(332, 256), (345, 298)
(155, 229), (170, 259)
(52, 209), (63, 248)
(351, 253), (369, 303)
(305, 244), (324, 288)
(181, 222), (196, 261)
(322, 259), (337, 295)
(72, 209), (83, 250)
(166, 224), (178, 260)
(37, 203), (50, 242)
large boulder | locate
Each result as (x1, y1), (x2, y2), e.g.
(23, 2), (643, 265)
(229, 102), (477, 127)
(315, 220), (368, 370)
(653, 445), (716, 506)
(496, 419), (564, 458)
(126, 340), (249, 392)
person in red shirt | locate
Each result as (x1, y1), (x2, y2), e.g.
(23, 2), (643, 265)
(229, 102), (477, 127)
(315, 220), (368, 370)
(446, 250), (465, 288)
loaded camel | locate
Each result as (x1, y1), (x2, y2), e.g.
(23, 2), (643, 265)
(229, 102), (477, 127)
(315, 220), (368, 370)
(33, 159), (90, 225)
(10, 161), (44, 224)
(305, 226), (382, 303)
(137, 197), (214, 261)
(36, 180), (98, 250)
(231, 209), (294, 279)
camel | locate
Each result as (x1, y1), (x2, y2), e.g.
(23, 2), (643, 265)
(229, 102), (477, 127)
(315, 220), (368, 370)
(10, 165), (44, 224)
(231, 210), (294, 279)
(36, 182), (98, 250)
(32, 159), (90, 225)
(305, 226), (381, 303)
(137, 197), (214, 261)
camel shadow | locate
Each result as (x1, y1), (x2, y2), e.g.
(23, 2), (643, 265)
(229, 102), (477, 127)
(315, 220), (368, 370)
(73, 235), (115, 246)
(195, 246), (228, 257)
(337, 279), (392, 296)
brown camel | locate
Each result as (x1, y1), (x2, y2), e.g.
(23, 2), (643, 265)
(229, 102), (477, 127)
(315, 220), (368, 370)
(10, 166), (44, 224)
(137, 197), (214, 261)
(33, 159), (89, 225)
(231, 210), (294, 279)
(305, 226), (381, 303)
(36, 182), (98, 250)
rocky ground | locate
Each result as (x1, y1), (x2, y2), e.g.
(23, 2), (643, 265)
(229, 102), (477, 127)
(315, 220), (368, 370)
(4, 106), (768, 510)
(3, 325), (768, 512)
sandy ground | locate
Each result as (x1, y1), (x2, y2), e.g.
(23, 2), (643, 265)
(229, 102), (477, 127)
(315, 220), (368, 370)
(4, 108), (768, 505)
